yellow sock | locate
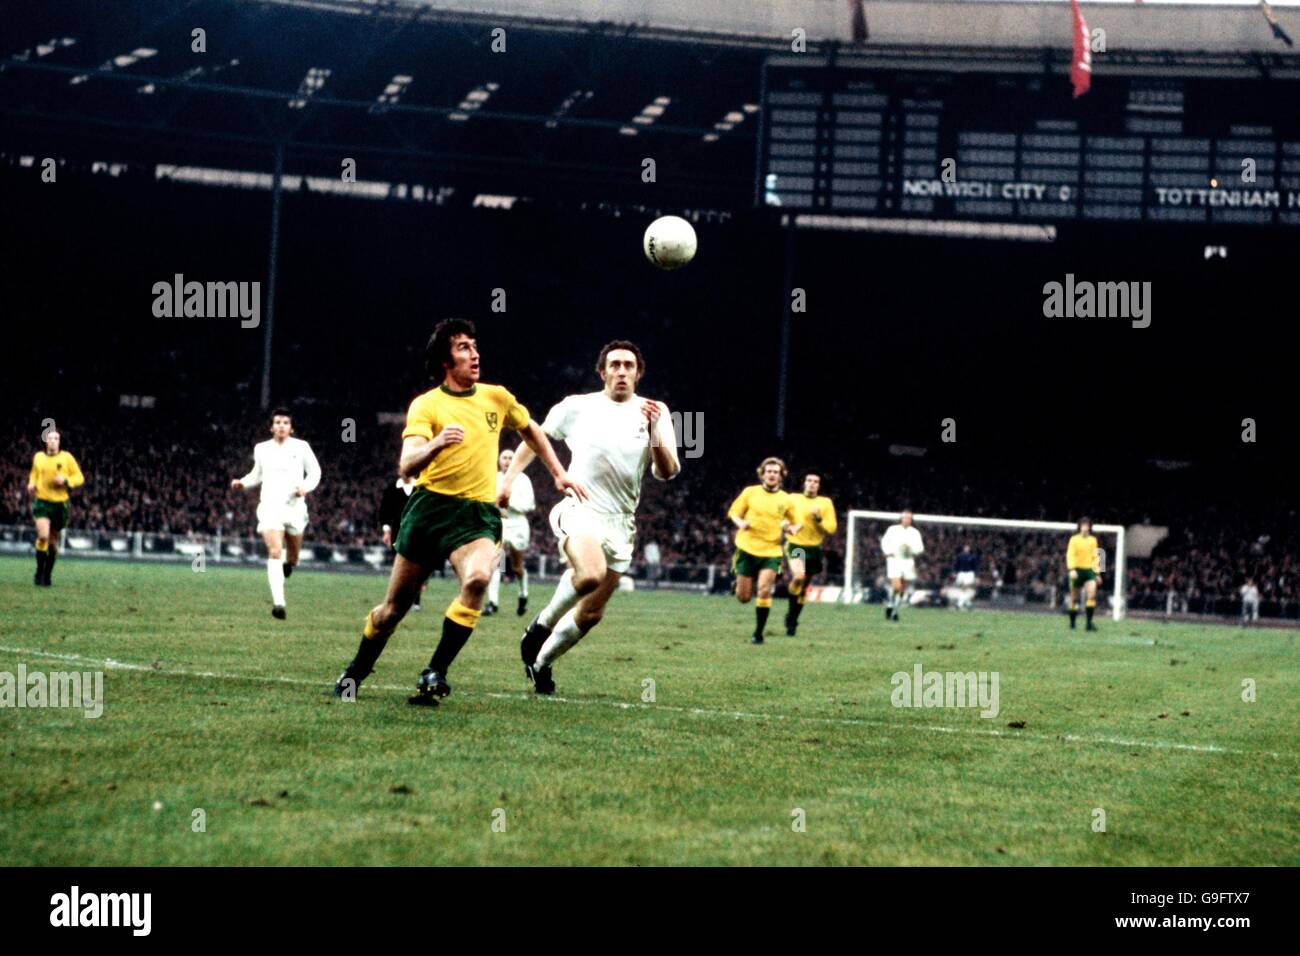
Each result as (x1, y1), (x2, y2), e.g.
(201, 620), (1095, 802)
(36, 538), (48, 553)
(756, 597), (772, 609)
(446, 599), (482, 629)
(1085, 599), (1096, 609)
(363, 609), (397, 640)
(797, 590), (807, 605)
(788, 579), (803, 598)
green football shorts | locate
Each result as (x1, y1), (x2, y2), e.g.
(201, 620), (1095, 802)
(785, 542), (824, 577)
(394, 488), (501, 568)
(32, 499), (70, 531)
(732, 548), (783, 578)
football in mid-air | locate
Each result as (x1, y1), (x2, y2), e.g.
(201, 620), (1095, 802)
(643, 215), (697, 270)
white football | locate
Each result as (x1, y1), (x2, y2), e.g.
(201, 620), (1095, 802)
(643, 215), (697, 270)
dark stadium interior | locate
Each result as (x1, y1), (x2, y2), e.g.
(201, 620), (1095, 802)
(3, 0), (1297, 619)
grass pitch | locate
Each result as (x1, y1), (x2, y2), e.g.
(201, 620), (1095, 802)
(1, 556), (1296, 866)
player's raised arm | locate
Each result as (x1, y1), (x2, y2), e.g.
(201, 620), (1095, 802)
(819, 501), (838, 537)
(499, 459), (536, 513)
(63, 454), (85, 490)
(516, 419), (589, 502)
(398, 430), (460, 480)
(645, 400), (680, 481)
(232, 447), (263, 490)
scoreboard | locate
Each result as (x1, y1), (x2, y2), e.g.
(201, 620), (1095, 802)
(757, 59), (1300, 227)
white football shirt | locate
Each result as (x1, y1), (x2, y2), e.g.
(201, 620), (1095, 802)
(239, 437), (321, 508)
(881, 523), (925, 558)
(541, 391), (679, 515)
(496, 470), (535, 516)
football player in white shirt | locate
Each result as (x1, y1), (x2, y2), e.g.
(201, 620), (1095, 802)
(880, 509), (924, 622)
(500, 340), (680, 694)
(230, 408), (321, 619)
(486, 447), (536, 617)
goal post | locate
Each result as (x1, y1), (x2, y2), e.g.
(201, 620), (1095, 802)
(843, 511), (1127, 621)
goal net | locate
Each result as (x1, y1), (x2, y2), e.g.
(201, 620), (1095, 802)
(842, 511), (1127, 621)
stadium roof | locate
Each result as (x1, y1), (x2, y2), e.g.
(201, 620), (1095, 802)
(5, 0), (1300, 206)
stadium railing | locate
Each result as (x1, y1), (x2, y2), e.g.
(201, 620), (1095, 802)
(0, 525), (719, 592)
(2, 525), (1294, 621)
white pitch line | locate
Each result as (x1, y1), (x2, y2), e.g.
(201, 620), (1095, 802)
(0, 644), (1291, 760)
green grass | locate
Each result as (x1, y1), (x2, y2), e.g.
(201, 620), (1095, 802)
(1, 556), (1296, 866)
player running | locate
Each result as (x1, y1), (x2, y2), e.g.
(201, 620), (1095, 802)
(783, 472), (837, 636)
(507, 340), (680, 695)
(231, 408), (321, 619)
(485, 447), (535, 617)
(881, 510), (924, 621)
(27, 425), (85, 587)
(728, 457), (797, 644)
(1065, 517), (1102, 631)
(332, 319), (585, 704)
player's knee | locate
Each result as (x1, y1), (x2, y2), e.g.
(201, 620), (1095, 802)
(374, 602), (401, 628)
(462, 568), (491, 595)
(572, 570), (602, 595)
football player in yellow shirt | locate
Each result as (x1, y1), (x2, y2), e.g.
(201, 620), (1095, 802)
(728, 457), (797, 644)
(27, 426), (85, 587)
(1065, 517), (1102, 631)
(333, 319), (587, 704)
(784, 473), (837, 636)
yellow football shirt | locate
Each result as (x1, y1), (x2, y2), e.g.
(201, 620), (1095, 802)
(787, 494), (838, 547)
(728, 484), (796, 558)
(29, 451), (84, 503)
(402, 383), (529, 502)
(1066, 533), (1100, 571)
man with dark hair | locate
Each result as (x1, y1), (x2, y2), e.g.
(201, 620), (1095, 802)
(784, 472), (837, 635)
(231, 408), (320, 618)
(333, 318), (587, 705)
(27, 425), (85, 587)
(504, 340), (679, 695)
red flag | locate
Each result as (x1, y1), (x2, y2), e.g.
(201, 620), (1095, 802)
(849, 0), (868, 45)
(1070, 0), (1092, 98)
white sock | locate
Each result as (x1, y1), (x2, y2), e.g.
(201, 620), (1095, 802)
(535, 609), (587, 667)
(268, 558), (285, 606)
(519, 568), (528, 599)
(538, 569), (581, 629)
(488, 564), (501, 605)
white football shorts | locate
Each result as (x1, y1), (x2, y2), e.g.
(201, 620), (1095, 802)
(549, 497), (635, 574)
(257, 498), (309, 536)
(956, 570), (976, 587)
(886, 556), (917, 582)
(501, 514), (531, 552)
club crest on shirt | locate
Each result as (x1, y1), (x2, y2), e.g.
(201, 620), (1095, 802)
(485, 412), (499, 432)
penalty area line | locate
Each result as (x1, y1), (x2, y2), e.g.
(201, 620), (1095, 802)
(0, 644), (1290, 760)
